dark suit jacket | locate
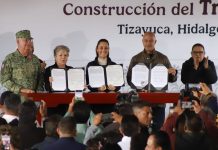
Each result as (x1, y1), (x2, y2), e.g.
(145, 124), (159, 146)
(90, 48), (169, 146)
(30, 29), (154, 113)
(43, 137), (86, 150)
(32, 136), (58, 150)
(181, 57), (217, 89)
(19, 124), (46, 150)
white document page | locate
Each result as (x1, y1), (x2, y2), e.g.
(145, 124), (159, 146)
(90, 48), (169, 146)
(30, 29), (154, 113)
(67, 68), (85, 91)
(106, 65), (124, 86)
(51, 69), (67, 91)
(88, 66), (105, 88)
(150, 65), (168, 88)
(131, 64), (149, 88)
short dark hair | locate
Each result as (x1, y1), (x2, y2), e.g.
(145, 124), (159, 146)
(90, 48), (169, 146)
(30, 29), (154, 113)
(0, 91), (13, 105)
(151, 131), (171, 150)
(100, 143), (121, 150)
(120, 115), (140, 137)
(18, 100), (37, 124)
(45, 115), (62, 137)
(58, 116), (76, 135)
(86, 137), (100, 150)
(132, 101), (151, 109)
(97, 131), (123, 145)
(117, 103), (133, 116)
(185, 111), (203, 133)
(4, 93), (21, 113)
(73, 101), (91, 123)
(191, 43), (205, 52)
(132, 101), (151, 113)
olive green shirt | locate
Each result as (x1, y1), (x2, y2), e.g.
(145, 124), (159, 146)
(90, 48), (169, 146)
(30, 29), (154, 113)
(1, 50), (44, 93)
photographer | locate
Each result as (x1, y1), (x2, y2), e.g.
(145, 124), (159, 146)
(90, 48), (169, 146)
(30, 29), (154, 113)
(192, 99), (218, 145)
(101, 91), (136, 134)
(102, 103), (133, 134)
(162, 96), (218, 149)
(65, 97), (103, 144)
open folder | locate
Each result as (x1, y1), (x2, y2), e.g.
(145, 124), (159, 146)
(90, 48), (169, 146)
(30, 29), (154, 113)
(88, 64), (124, 88)
(51, 68), (85, 92)
(131, 64), (168, 91)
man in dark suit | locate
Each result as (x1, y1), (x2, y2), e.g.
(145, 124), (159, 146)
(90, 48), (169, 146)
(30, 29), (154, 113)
(43, 116), (86, 150)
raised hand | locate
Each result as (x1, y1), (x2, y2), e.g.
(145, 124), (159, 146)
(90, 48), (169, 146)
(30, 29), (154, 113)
(108, 84), (116, 91)
(199, 82), (211, 95)
(168, 67), (176, 76)
(98, 85), (106, 92)
(203, 56), (209, 69)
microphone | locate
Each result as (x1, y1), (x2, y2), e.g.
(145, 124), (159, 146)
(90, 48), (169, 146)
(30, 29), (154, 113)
(146, 53), (154, 60)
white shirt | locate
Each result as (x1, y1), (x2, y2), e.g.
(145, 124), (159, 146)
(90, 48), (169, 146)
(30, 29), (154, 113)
(98, 58), (107, 65)
(2, 114), (19, 123)
(118, 136), (131, 150)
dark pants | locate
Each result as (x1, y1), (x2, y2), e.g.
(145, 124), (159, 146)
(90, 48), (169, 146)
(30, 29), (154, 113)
(152, 106), (165, 131)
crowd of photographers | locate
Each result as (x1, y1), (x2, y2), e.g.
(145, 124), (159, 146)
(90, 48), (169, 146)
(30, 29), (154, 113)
(0, 82), (217, 150)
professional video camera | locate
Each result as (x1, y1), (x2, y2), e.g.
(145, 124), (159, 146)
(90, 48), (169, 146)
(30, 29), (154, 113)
(116, 90), (139, 106)
(101, 90), (139, 125)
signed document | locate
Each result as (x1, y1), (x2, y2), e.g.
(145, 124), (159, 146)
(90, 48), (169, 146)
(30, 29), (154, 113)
(131, 64), (149, 88)
(106, 65), (124, 86)
(150, 65), (168, 89)
(67, 68), (85, 91)
(51, 69), (67, 91)
(88, 66), (105, 88)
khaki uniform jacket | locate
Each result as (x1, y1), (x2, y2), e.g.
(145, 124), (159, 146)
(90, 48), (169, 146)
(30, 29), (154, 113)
(1, 50), (44, 93)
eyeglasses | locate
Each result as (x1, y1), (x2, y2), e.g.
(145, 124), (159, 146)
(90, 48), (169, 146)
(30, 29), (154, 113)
(192, 51), (204, 54)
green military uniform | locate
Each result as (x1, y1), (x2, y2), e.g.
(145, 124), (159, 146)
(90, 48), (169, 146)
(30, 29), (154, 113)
(1, 50), (44, 93)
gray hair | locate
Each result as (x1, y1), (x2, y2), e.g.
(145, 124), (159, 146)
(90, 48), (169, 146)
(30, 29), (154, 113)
(53, 45), (70, 56)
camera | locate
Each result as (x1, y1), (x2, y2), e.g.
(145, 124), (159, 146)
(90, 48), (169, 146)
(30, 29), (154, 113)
(116, 90), (138, 106)
(181, 101), (193, 109)
(179, 87), (200, 109)
(101, 113), (113, 124)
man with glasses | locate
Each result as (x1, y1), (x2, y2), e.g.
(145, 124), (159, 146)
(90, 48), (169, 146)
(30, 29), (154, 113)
(181, 43), (217, 89)
(1, 30), (44, 94)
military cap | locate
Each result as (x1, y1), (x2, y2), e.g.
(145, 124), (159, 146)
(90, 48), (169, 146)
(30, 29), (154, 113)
(15, 30), (33, 39)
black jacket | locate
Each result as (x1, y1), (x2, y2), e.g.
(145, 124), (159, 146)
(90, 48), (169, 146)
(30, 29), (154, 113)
(175, 132), (214, 150)
(86, 57), (121, 92)
(19, 124), (46, 150)
(181, 57), (217, 89)
(44, 63), (73, 92)
(43, 137), (86, 150)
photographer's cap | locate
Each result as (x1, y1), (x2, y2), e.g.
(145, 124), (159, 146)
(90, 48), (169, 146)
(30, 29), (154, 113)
(16, 30), (33, 39)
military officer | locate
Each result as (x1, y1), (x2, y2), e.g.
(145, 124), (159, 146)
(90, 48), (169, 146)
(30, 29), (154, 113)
(0, 30), (44, 94)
